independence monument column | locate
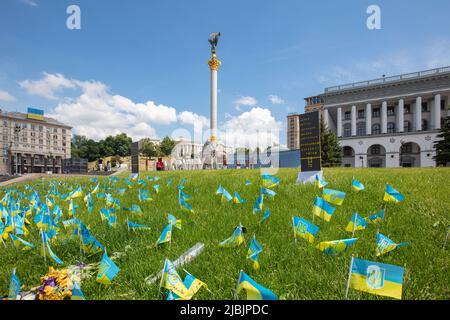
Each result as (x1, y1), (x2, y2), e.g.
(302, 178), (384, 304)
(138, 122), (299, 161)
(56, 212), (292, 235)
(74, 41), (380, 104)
(208, 32), (221, 143)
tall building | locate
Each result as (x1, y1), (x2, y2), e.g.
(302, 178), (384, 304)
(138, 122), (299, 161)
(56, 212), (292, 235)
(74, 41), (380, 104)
(321, 66), (450, 168)
(287, 113), (301, 150)
(0, 108), (72, 174)
(304, 95), (324, 114)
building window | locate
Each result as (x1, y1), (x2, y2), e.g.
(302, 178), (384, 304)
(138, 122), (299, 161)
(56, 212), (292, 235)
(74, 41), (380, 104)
(441, 100), (446, 111)
(343, 146), (353, 157)
(344, 111), (351, 120)
(358, 110), (365, 119)
(404, 104), (411, 114)
(343, 124), (351, 137)
(387, 107), (395, 116)
(372, 108), (380, 118)
(401, 144), (412, 154)
(372, 124), (381, 135)
(370, 145), (381, 155)
(387, 122), (396, 134)
(357, 123), (365, 136)
(422, 102), (429, 112)
(62, 129), (66, 134)
(422, 119), (428, 131)
(404, 121), (411, 132)
(39, 126), (43, 132)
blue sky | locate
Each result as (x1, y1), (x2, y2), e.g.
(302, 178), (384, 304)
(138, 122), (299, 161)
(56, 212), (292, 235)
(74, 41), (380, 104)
(1, 0), (450, 146)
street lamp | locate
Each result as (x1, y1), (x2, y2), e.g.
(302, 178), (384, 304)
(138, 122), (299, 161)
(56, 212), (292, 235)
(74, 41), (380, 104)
(9, 124), (22, 175)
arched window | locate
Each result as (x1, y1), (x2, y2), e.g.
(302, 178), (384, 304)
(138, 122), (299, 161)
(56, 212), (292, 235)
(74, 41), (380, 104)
(357, 122), (366, 136)
(343, 146), (354, 157)
(343, 124), (351, 137)
(422, 119), (428, 131)
(372, 124), (381, 135)
(387, 122), (396, 134)
(404, 121), (411, 132)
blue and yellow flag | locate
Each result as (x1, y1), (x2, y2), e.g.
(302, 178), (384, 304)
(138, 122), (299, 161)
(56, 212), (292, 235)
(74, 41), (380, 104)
(156, 223), (172, 246)
(127, 218), (150, 230)
(312, 196), (336, 222)
(219, 225), (245, 248)
(138, 189), (152, 202)
(351, 179), (365, 192)
(245, 180), (252, 186)
(293, 216), (319, 243)
(71, 282), (86, 300)
(350, 257), (405, 299)
(261, 174), (280, 189)
(259, 209), (270, 225)
(247, 235), (263, 271)
(376, 233), (409, 256)
(10, 234), (35, 250)
(179, 196), (193, 212)
(168, 214), (182, 230)
(123, 204), (143, 215)
(8, 270), (21, 300)
(216, 185), (233, 202)
(316, 238), (358, 255)
(27, 107), (44, 120)
(233, 192), (247, 204)
(315, 174), (328, 189)
(167, 272), (208, 300)
(323, 188), (346, 206)
(261, 187), (276, 198)
(40, 231), (63, 264)
(365, 209), (385, 224)
(383, 184), (405, 203)
(96, 252), (120, 285)
(236, 271), (278, 300)
(253, 195), (264, 214)
(345, 213), (368, 233)
(78, 223), (104, 254)
(161, 259), (191, 299)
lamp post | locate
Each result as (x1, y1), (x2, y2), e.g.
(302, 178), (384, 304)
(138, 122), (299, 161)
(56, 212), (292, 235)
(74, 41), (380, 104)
(8, 124), (22, 175)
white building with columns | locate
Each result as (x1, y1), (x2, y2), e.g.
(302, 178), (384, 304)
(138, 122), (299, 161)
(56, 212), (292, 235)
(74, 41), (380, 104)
(321, 66), (450, 168)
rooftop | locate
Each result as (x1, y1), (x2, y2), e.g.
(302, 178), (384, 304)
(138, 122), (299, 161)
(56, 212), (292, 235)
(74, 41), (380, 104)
(0, 109), (72, 128)
(324, 66), (450, 94)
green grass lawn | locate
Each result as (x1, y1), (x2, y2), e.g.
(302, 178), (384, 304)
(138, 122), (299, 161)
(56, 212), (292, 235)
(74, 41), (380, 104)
(1, 168), (449, 300)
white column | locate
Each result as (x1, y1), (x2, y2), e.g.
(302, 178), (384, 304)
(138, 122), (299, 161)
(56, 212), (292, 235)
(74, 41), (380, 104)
(337, 107), (342, 137)
(415, 97), (422, 131)
(323, 108), (329, 128)
(351, 105), (357, 136)
(397, 99), (404, 133)
(210, 68), (218, 141)
(434, 94), (441, 130)
(381, 101), (387, 134)
(366, 103), (372, 135)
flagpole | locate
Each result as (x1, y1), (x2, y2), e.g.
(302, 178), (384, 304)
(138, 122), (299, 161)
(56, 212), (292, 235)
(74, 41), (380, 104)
(345, 256), (354, 299)
(292, 217), (297, 243)
(158, 258), (166, 297)
(233, 270), (243, 300)
(40, 228), (47, 266)
(443, 225), (450, 249)
(126, 218), (130, 233)
(352, 213), (356, 238)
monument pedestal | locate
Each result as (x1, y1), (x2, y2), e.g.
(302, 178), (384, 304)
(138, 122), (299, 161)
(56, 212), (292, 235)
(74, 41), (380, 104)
(296, 170), (323, 185)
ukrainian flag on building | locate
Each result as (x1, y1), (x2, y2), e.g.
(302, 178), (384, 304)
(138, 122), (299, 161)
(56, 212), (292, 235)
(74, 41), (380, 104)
(316, 238), (358, 255)
(247, 235), (263, 271)
(312, 196), (336, 222)
(96, 252), (120, 285)
(351, 179), (365, 192)
(235, 271), (278, 300)
(27, 107), (44, 121)
(219, 225), (245, 248)
(376, 233), (409, 256)
(345, 213), (368, 233)
(161, 258), (191, 299)
(349, 257), (405, 299)
(383, 184), (405, 203)
(323, 188), (346, 206)
(156, 223), (172, 246)
(293, 216), (319, 243)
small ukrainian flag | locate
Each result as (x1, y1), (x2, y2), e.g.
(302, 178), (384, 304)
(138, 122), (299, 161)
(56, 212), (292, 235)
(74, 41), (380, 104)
(261, 187), (276, 198)
(345, 212), (368, 233)
(8, 270), (21, 300)
(156, 223), (172, 246)
(127, 218), (150, 230)
(219, 225), (245, 248)
(365, 209), (385, 224)
(96, 252), (120, 285)
(10, 234), (35, 250)
(168, 214), (182, 230)
(247, 235), (263, 271)
(316, 238), (358, 255)
(315, 174), (328, 189)
(293, 216), (319, 243)
(323, 188), (346, 206)
(312, 196), (336, 222)
(383, 184), (405, 203)
(161, 259), (191, 299)
(253, 195), (264, 214)
(376, 233), (409, 256)
(349, 257), (405, 299)
(261, 174), (280, 188)
(235, 271), (278, 300)
(259, 209), (270, 225)
(351, 179), (365, 191)
(71, 282), (86, 300)
(233, 192), (247, 204)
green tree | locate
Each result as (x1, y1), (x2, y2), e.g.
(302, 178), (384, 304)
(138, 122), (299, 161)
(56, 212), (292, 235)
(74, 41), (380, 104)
(159, 136), (176, 157)
(434, 116), (450, 166)
(140, 139), (159, 160)
(320, 116), (342, 167)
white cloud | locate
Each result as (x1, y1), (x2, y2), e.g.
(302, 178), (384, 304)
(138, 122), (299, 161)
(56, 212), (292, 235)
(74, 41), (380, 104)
(221, 107), (282, 149)
(23, 73), (179, 141)
(234, 96), (257, 111)
(20, 0), (37, 6)
(19, 72), (77, 100)
(0, 90), (15, 102)
(268, 94), (284, 105)
(178, 111), (209, 128)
